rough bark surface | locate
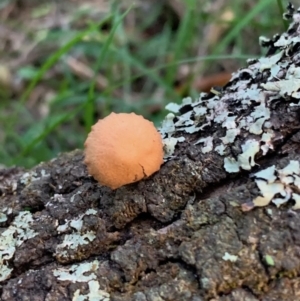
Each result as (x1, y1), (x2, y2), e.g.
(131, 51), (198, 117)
(1, 5), (300, 301)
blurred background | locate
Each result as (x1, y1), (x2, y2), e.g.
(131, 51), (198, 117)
(0, 0), (288, 168)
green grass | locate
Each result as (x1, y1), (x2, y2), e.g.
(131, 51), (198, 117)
(0, 0), (287, 168)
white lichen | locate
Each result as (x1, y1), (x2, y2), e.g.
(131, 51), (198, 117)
(53, 260), (99, 282)
(215, 144), (226, 155)
(261, 79), (300, 98)
(73, 280), (110, 301)
(220, 129), (240, 145)
(253, 180), (285, 207)
(54, 208), (99, 261)
(163, 136), (185, 158)
(249, 160), (300, 210)
(158, 7), (300, 178)
(53, 258), (110, 300)
(224, 157), (240, 173)
(20, 171), (39, 185)
(0, 212), (7, 223)
(258, 50), (283, 71)
(194, 136), (213, 153)
(237, 139), (260, 171)
(57, 209), (97, 233)
(222, 252), (238, 262)
(19, 169), (50, 186)
(252, 165), (276, 183)
(55, 231), (96, 258)
(0, 211), (37, 282)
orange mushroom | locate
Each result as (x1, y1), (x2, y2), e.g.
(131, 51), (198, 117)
(84, 112), (164, 189)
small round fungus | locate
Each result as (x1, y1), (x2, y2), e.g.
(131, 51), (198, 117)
(84, 112), (164, 189)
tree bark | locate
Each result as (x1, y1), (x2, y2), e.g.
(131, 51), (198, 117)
(1, 4), (300, 301)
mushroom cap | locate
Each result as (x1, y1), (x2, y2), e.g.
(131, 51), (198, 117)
(84, 112), (164, 189)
